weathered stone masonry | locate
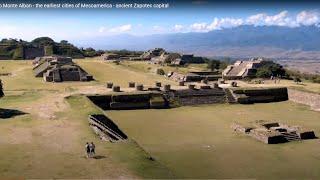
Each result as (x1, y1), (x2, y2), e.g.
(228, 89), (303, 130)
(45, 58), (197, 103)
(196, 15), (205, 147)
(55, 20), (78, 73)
(288, 89), (320, 111)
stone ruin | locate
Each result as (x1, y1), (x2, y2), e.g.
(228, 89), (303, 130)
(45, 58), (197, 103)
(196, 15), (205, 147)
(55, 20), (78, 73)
(168, 71), (221, 82)
(87, 91), (168, 110)
(141, 48), (166, 60)
(226, 87), (288, 104)
(33, 55), (93, 82)
(88, 114), (127, 142)
(222, 58), (264, 80)
(101, 53), (120, 60)
(172, 86), (226, 106)
(232, 121), (317, 144)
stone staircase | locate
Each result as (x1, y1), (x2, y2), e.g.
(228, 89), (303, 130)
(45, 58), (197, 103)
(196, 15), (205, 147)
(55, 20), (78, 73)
(225, 88), (237, 104)
(226, 62), (248, 77)
(281, 132), (301, 142)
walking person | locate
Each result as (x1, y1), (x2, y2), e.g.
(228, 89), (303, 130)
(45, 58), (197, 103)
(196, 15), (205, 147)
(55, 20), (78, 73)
(85, 142), (90, 158)
(89, 142), (96, 158)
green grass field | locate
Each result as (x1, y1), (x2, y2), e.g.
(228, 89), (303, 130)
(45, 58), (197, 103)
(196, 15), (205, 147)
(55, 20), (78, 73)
(0, 60), (174, 178)
(0, 59), (319, 179)
(107, 102), (320, 179)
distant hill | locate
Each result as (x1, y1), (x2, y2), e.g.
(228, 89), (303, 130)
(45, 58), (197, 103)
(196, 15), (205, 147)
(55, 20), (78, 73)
(0, 37), (85, 60)
(76, 25), (320, 60)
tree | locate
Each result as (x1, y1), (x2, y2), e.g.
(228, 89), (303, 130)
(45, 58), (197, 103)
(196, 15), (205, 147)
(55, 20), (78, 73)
(293, 77), (302, 84)
(31, 37), (55, 46)
(256, 61), (286, 78)
(207, 59), (221, 71)
(12, 45), (24, 60)
(44, 45), (54, 56)
(60, 40), (69, 45)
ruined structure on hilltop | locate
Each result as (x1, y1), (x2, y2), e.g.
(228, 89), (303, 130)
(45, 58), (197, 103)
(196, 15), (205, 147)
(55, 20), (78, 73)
(171, 54), (205, 65)
(0, 37), (85, 60)
(140, 48), (205, 65)
(101, 53), (121, 60)
(232, 121), (316, 144)
(33, 55), (93, 82)
(151, 53), (181, 64)
(222, 58), (264, 79)
(141, 48), (166, 60)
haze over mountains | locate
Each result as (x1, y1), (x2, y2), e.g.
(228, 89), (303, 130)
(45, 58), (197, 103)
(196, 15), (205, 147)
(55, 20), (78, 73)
(77, 25), (320, 60)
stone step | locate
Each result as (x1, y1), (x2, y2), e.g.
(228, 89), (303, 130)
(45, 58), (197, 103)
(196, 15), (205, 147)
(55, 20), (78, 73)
(281, 132), (300, 141)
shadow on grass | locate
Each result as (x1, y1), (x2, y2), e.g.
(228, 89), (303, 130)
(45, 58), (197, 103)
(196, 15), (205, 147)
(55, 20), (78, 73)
(81, 155), (107, 160)
(0, 108), (28, 119)
(93, 155), (107, 159)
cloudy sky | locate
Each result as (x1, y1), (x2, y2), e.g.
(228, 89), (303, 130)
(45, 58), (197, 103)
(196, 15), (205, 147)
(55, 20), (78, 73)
(0, 0), (319, 42)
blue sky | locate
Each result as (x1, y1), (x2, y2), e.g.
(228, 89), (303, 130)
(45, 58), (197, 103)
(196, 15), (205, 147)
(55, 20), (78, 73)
(0, 1), (319, 42)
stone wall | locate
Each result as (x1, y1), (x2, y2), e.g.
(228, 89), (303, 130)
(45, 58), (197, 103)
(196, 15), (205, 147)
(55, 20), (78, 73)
(288, 89), (320, 111)
(173, 88), (226, 106)
(23, 47), (45, 59)
(230, 87), (288, 104)
(178, 95), (226, 106)
(87, 92), (167, 110)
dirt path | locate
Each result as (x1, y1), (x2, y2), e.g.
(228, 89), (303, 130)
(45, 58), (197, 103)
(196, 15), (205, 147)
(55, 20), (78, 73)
(11, 66), (30, 77)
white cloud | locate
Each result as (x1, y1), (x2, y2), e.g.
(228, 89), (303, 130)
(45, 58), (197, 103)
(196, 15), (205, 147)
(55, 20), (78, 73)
(190, 23), (208, 32)
(99, 24), (132, 33)
(98, 27), (106, 33)
(296, 10), (320, 26)
(189, 18), (244, 32)
(246, 13), (266, 25)
(173, 24), (184, 31)
(246, 11), (298, 27)
(186, 10), (320, 33)
(207, 17), (244, 30)
(152, 25), (167, 33)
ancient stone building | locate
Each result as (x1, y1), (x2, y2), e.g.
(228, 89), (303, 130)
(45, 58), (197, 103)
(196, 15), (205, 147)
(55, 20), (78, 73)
(101, 53), (121, 60)
(222, 58), (264, 79)
(33, 55), (93, 82)
(232, 121), (316, 144)
(141, 48), (166, 60)
(226, 87), (288, 104)
(151, 53), (181, 64)
(33, 56), (73, 77)
(43, 64), (93, 82)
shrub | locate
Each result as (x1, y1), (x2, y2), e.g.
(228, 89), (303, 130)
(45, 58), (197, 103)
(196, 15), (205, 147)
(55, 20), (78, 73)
(44, 45), (54, 56)
(207, 60), (221, 71)
(293, 77), (302, 84)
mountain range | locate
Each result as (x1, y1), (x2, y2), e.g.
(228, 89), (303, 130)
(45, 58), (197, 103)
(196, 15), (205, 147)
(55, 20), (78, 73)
(76, 25), (320, 60)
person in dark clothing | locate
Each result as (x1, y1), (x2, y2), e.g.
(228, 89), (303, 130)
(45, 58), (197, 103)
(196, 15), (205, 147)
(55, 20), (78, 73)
(85, 142), (90, 158)
(89, 142), (95, 157)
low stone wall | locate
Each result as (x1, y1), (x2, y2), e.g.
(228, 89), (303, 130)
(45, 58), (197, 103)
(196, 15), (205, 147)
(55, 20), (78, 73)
(288, 89), (320, 111)
(87, 92), (167, 110)
(178, 95), (226, 106)
(230, 87), (288, 104)
(172, 88), (226, 106)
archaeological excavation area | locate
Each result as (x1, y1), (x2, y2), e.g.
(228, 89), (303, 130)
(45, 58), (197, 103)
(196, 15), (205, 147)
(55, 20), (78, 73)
(0, 59), (320, 179)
